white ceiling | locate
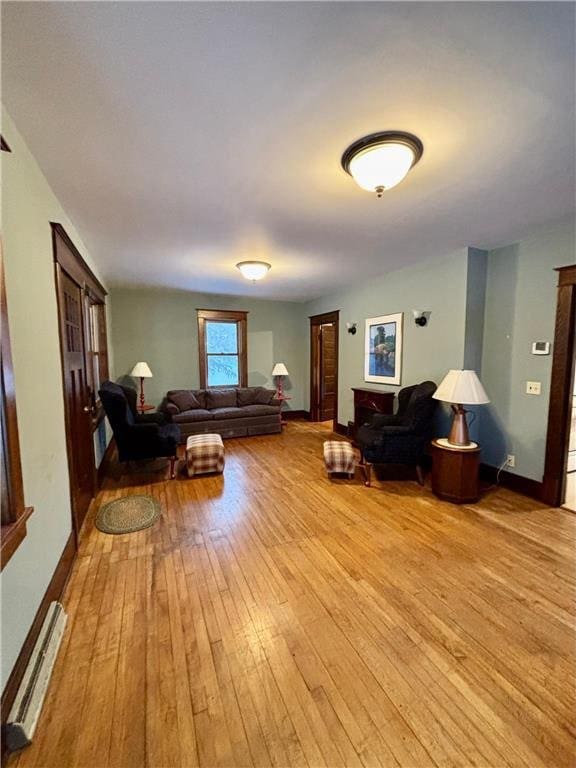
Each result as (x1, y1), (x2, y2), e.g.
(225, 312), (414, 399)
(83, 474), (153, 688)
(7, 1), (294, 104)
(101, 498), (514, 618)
(2, 2), (575, 301)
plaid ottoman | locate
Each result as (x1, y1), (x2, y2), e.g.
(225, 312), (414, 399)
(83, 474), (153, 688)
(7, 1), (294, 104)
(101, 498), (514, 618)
(323, 440), (355, 479)
(186, 434), (225, 477)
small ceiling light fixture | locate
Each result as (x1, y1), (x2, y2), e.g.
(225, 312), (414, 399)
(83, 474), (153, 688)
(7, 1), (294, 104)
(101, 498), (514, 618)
(236, 261), (271, 281)
(341, 131), (423, 198)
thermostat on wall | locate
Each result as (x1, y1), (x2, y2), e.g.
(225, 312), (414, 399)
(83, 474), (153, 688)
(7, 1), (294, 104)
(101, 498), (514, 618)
(531, 341), (550, 355)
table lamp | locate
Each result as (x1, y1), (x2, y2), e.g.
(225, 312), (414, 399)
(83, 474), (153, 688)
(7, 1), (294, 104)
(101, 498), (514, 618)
(130, 361), (153, 411)
(272, 362), (289, 398)
(432, 369), (489, 447)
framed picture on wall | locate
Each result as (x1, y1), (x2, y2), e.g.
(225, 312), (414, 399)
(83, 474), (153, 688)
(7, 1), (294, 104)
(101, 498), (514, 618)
(364, 313), (403, 385)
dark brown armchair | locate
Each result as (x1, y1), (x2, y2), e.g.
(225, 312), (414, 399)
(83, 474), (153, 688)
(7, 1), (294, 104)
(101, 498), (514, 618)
(99, 381), (180, 478)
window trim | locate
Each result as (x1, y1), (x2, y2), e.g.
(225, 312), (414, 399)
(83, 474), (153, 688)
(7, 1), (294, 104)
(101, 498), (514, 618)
(197, 309), (248, 389)
(1, 245), (33, 571)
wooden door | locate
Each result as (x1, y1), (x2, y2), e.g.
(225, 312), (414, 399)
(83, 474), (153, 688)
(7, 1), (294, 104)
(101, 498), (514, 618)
(310, 311), (339, 430)
(56, 266), (95, 535)
(543, 265), (576, 506)
(319, 323), (336, 421)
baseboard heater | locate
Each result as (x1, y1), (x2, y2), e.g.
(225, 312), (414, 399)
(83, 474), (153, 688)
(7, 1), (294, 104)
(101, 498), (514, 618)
(5, 601), (67, 752)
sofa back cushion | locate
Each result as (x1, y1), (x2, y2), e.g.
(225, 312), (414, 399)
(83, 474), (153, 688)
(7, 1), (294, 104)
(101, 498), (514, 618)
(205, 388), (237, 409)
(237, 387), (259, 407)
(253, 387), (276, 405)
(167, 390), (203, 412)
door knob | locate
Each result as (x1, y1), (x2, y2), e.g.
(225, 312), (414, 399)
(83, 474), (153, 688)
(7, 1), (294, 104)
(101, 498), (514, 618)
(83, 405), (92, 413)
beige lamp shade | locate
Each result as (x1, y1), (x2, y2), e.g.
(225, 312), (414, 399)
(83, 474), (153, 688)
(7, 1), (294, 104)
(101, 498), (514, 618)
(433, 369), (489, 405)
(130, 361), (153, 378)
(272, 363), (289, 377)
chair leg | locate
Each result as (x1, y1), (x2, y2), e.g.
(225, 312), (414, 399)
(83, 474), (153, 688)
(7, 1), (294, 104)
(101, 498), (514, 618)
(169, 456), (177, 479)
(416, 464), (424, 486)
(363, 462), (372, 487)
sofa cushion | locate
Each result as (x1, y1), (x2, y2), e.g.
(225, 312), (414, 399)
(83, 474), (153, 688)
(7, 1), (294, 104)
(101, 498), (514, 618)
(193, 390), (208, 409)
(253, 387), (276, 405)
(206, 388), (237, 409)
(167, 390), (202, 412)
(236, 387), (260, 407)
(172, 408), (213, 423)
(240, 404), (280, 416)
(211, 407), (245, 420)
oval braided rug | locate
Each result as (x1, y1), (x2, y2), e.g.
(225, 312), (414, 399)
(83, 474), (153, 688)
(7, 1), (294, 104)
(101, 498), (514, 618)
(95, 495), (161, 534)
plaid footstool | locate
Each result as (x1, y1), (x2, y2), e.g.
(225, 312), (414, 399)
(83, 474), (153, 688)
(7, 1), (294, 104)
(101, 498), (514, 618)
(186, 434), (225, 477)
(323, 440), (355, 479)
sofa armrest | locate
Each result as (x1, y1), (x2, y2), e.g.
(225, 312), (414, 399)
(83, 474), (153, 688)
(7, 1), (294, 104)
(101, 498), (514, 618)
(164, 402), (179, 418)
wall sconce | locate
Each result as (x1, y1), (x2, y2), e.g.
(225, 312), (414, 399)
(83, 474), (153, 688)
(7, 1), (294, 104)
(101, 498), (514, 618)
(346, 322), (357, 335)
(413, 310), (430, 327)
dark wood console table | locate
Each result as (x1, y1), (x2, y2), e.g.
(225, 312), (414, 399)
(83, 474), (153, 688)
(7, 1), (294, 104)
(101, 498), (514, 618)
(350, 388), (395, 441)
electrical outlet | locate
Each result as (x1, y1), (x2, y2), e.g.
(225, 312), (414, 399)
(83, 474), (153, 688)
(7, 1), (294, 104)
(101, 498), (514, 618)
(506, 454), (516, 468)
(526, 381), (541, 395)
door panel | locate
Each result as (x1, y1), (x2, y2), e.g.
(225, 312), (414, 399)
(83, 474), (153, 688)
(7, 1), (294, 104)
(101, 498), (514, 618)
(57, 267), (94, 535)
(320, 323), (336, 421)
(310, 312), (339, 427)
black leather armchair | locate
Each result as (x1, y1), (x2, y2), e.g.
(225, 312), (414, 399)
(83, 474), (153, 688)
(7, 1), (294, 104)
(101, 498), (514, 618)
(357, 380), (438, 486)
(99, 381), (181, 478)
(120, 384), (167, 426)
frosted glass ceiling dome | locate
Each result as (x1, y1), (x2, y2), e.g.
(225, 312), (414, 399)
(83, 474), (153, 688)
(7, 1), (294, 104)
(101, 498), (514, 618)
(341, 131), (423, 198)
(236, 261), (271, 281)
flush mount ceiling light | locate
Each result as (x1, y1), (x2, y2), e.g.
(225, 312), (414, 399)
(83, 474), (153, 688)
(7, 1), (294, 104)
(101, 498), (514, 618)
(341, 131), (423, 198)
(236, 261), (271, 281)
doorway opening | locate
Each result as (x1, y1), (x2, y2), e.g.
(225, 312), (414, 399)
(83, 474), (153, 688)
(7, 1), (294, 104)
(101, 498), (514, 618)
(309, 311), (339, 433)
(543, 265), (576, 507)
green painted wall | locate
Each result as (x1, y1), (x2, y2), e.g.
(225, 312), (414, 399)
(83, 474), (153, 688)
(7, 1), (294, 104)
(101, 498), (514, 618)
(304, 250), (471, 426)
(110, 287), (306, 411)
(0, 109), (111, 689)
(480, 216), (575, 481)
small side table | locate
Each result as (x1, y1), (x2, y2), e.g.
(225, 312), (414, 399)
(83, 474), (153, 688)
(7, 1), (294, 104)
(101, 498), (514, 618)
(430, 439), (481, 503)
(276, 395), (292, 426)
(138, 404), (156, 415)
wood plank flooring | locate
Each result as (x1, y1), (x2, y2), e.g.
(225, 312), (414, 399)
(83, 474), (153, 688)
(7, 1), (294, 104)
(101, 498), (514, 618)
(11, 421), (576, 768)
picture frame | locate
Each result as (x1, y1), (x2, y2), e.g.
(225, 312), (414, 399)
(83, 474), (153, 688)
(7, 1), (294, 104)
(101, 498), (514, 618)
(364, 312), (403, 385)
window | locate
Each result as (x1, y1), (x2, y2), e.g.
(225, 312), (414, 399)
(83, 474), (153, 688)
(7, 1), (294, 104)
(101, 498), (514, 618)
(197, 309), (248, 388)
(84, 299), (109, 403)
(1, 248), (33, 570)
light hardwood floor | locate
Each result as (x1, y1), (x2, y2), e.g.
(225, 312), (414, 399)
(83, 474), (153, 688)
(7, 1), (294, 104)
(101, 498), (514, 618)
(11, 421), (576, 768)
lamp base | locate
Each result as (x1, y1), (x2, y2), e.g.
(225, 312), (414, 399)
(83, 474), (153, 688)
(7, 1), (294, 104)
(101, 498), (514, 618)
(275, 376), (284, 399)
(139, 377), (146, 411)
(447, 404), (471, 447)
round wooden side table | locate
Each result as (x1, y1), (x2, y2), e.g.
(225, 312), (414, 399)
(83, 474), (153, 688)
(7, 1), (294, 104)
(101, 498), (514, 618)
(430, 439), (481, 503)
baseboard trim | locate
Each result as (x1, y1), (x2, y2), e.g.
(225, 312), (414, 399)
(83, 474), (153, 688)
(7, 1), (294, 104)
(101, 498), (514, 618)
(283, 410), (310, 421)
(97, 438), (115, 488)
(335, 422), (348, 436)
(480, 463), (544, 502)
(1, 532), (76, 757)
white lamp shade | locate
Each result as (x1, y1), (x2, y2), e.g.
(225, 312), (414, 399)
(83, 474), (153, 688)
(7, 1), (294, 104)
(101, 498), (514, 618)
(130, 361), (153, 378)
(272, 363), (289, 376)
(349, 142), (416, 193)
(433, 369), (489, 405)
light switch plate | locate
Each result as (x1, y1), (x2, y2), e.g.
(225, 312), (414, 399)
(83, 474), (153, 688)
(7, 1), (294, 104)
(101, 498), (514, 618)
(526, 381), (541, 395)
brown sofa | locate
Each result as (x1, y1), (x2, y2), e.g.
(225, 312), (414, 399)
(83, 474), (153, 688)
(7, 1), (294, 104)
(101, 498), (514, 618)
(161, 386), (282, 442)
